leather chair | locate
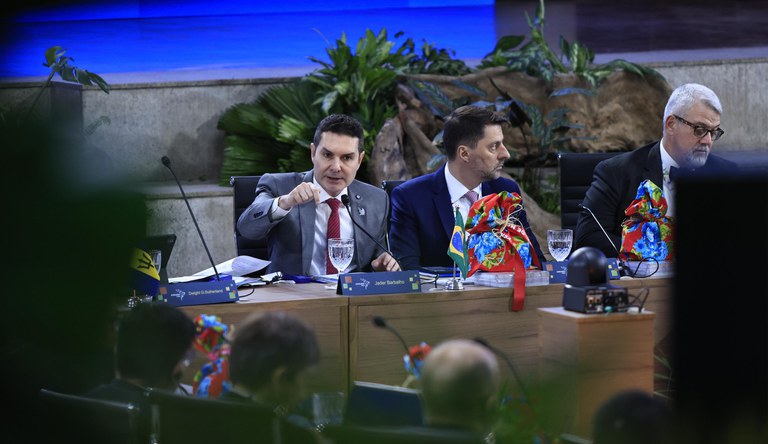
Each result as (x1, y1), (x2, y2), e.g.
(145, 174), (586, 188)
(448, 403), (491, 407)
(145, 388), (278, 444)
(38, 388), (144, 444)
(230, 175), (268, 265)
(558, 152), (621, 232)
(381, 179), (405, 199)
(381, 179), (406, 231)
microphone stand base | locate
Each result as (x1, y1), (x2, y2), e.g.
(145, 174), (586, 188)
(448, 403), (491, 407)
(444, 279), (464, 291)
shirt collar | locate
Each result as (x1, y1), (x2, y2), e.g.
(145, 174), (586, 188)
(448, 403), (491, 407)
(444, 165), (481, 206)
(660, 140), (680, 181)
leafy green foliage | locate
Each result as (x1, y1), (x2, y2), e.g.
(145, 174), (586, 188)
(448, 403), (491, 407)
(479, 0), (663, 87)
(401, 37), (473, 76)
(217, 79), (325, 185)
(218, 28), (470, 184)
(44, 46), (110, 94)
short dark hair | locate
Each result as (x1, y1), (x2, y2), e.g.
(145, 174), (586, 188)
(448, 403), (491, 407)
(313, 114), (365, 152)
(115, 303), (195, 387)
(228, 311), (320, 391)
(442, 105), (509, 160)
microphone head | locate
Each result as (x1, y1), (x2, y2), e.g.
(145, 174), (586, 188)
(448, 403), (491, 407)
(578, 203), (585, 209)
(341, 194), (350, 207)
(161, 156), (171, 167)
(372, 316), (387, 328)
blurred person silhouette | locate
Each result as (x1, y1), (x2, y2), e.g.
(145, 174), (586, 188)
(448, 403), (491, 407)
(592, 390), (675, 444)
(2, 104), (145, 441)
(84, 303), (195, 443)
(86, 303), (196, 404)
(220, 311), (321, 444)
(419, 339), (501, 438)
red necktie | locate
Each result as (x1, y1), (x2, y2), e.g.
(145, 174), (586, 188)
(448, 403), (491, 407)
(326, 198), (341, 274)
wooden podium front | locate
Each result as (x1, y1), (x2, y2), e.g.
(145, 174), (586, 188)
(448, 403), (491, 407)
(538, 307), (656, 438)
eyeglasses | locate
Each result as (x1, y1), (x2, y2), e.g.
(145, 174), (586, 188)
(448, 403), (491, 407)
(673, 115), (724, 141)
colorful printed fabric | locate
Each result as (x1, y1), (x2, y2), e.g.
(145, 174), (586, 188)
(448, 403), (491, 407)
(191, 314), (231, 398)
(403, 342), (431, 379)
(465, 191), (540, 312)
(466, 191), (541, 275)
(620, 179), (675, 261)
(193, 357), (231, 399)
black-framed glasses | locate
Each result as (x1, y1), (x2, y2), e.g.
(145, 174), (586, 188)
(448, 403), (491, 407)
(673, 115), (724, 141)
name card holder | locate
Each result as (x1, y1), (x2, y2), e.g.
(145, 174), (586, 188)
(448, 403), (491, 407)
(545, 258), (623, 284)
(157, 279), (239, 306)
(336, 270), (421, 296)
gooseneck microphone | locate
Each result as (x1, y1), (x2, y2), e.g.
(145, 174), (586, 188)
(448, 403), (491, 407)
(578, 203), (631, 277)
(161, 156), (221, 281)
(340, 194), (402, 270)
(474, 337), (531, 403)
(372, 315), (410, 355)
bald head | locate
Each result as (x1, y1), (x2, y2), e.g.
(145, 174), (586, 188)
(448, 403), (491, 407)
(420, 339), (501, 432)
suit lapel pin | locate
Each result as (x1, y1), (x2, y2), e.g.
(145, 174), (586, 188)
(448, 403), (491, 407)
(358, 206), (366, 216)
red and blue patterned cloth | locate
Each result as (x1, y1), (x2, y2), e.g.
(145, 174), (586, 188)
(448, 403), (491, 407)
(620, 179), (674, 261)
(465, 191), (541, 311)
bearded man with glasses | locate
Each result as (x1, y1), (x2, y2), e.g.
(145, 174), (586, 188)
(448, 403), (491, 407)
(574, 83), (738, 258)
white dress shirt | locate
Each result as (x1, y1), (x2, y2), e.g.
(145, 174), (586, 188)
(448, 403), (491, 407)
(444, 166), (482, 223)
(660, 141), (680, 218)
(269, 179), (355, 275)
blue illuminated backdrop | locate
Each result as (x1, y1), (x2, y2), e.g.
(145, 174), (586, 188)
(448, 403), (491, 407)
(1, 0), (496, 79)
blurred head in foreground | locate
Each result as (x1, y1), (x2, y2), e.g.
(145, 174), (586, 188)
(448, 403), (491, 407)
(228, 311), (320, 408)
(420, 338), (501, 433)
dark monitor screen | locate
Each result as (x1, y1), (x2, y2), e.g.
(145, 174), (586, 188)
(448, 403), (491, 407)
(673, 170), (767, 440)
(344, 381), (423, 427)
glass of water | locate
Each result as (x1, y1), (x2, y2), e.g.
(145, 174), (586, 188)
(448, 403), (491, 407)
(148, 249), (162, 274)
(547, 229), (573, 262)
(328, 238), (354, 273)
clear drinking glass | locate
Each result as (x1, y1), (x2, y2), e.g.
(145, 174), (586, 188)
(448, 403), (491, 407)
(148, 249), (162, 274)
(547, 229), (573, 262)
(328, 238), (354, 273)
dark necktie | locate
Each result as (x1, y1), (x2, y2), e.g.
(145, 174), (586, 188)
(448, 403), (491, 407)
(325, 198), (341, 274)
(669, 166), (680, 182)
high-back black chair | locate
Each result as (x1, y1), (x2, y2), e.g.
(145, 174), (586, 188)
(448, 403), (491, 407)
(558, 152), (621, 232)
(38, 388), (144, 444)
(381, 179), (406, 231)
(381, 179), (406, 199)
(230, 175), (268, 264)
(146, 388), (278, 444)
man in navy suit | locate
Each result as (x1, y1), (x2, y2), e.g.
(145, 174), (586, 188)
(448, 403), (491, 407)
(574, 83), (738, 257)
(389, 105), (544, 271)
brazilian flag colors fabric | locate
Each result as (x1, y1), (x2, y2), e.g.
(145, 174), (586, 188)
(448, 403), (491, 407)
(130, 248), (160, 296)
(447, 207), (469, 279)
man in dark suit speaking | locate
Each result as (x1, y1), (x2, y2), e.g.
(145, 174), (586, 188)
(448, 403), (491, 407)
(574, 83), (738, 257)
(389, 105), (544, 270)
(237, 114), (399, 276)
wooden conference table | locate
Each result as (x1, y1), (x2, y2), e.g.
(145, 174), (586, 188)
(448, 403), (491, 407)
(180, 276), (672, 393)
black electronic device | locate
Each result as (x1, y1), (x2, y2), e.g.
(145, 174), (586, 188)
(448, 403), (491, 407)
(562, 285), (629, 314)
(562, 246), (629, 314)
